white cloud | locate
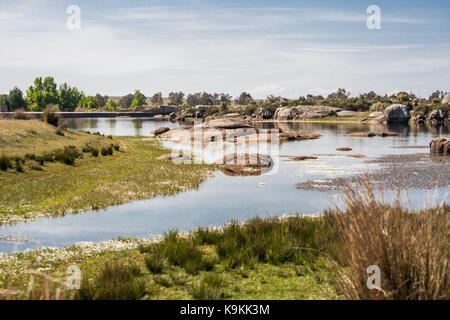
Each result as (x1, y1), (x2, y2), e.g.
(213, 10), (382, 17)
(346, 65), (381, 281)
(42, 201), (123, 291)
(0, 2), (448, 97)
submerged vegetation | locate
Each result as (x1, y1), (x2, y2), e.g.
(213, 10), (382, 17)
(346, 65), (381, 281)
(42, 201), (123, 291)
(1, 181), (448, 300)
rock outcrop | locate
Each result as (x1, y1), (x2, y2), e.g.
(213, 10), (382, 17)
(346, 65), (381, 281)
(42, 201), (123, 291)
(217, 153), (273, 176)
(273, 106), (341, 120)
(430, 137), (450, 155)
(152, 127), (170, 135)
(383, 104), (411, 123)
(442, 93), (450, 104)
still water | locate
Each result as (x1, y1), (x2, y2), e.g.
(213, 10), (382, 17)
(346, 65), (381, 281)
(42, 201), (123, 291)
(0, 118), (447, 252)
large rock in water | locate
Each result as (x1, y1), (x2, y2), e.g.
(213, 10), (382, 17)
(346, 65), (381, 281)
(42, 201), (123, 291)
(430, 137), (450, 155)
(383, 104), (411, 123)
(216, 153), (273, 176)
(442, 93), (450, 104)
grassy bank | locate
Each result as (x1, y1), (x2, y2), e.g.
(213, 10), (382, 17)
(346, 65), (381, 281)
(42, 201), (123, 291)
(1, 183), (448, 300)
(0, 216), (338, 300)
(0, 120), (213, 225)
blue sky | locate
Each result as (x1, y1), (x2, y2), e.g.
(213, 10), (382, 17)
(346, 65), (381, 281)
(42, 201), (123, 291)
(0, 0), (449, 98)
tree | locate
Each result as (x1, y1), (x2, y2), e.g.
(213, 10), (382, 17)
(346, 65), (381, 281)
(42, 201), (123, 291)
(397, 91), (410, 104)
(80, 96), (99, 110)
(151, 92), (163, 105)
(58, 83), (83, 111)
(168, 92), (184, 105)
(200, 92), (214, 105)
(327, 88), (349, 100)
(131, 90), (146, 108)
(236, 92), (253, 105)
(118, 94), (134, 109)
(26, 76), (58, 111)
(186, 93), (201, 106)
(219, 93), (232, 105)
(95, 94), (109, 108)
(104, 99), (117, 111)
(0, 94), (9, 111)
(7, 87), (26, 111)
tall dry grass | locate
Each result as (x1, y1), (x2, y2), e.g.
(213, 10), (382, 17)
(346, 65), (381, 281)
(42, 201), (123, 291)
(325, 179), (449, 300)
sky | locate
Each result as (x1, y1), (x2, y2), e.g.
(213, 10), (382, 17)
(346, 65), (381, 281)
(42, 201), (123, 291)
(0, 0), (449, 98)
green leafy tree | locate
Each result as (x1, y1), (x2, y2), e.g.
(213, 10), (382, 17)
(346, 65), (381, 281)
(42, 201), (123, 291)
(131, 90), (146, 108)
(26, 77), (58, 111)
(7, 87), (26, 111)
(397, 91), (410, 105)
(0, 94), (10, 111)
(104, 99), (117, 111)
(58, 83), (83, 111)
(80, 96), (99, 110)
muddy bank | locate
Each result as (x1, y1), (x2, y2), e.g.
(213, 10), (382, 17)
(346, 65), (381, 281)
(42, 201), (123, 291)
(296, 153), (450, 191)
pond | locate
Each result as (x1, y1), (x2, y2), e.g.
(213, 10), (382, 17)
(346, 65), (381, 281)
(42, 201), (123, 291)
(0, 118), (448, 252)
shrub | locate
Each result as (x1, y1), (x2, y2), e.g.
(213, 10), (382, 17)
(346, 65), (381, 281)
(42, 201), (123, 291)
(41, 105), (60, 126)
(145, 253), (165, 274)
(215, 216), (326, 269)
(325, 179), (449, 300)
(53, 146), (82, 165)
(107, 146), (113, 155)
(188, 273), (225, 300)
(91, 149), (99, 157)
(77, 260), (145, 300)
(11, 109), (34, 120)
(0, 155), (12, 171)
(113, 144), (120, 151)
(100, 148), (108, 156)
(148, 230), (217, 274)
(55, 121), (67, 136)
(14, 161), (24, 172)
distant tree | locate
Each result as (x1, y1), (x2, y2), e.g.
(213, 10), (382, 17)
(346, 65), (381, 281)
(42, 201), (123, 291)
(104, 99), (117, 111)
(151, 92), (163, 105)
(0, 94), (9, 111)
(200, 92), (214, 105)
(186, 93), (201, 106)
(397, 91), (410, 104)
(236, 92), (253, 105)
(58, 83), (83, 111)
(131, 90), (146, 108)
(168, 92), (184, 105)
(95, 94), (109, 108)
(327, 88), (349, 100)
(361, 91), (378, 101)
(219, 93), (232, 105)
(428, 90), (443, 102)
(80, 96), (99, 110)
(26, 76), (59, 111)
(7, 87), (26, 111)
(118, 94), (134, 109)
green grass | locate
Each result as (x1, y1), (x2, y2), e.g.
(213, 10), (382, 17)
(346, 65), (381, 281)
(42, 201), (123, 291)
(0, 217), (338, 300)
(0, 120), (213, 225)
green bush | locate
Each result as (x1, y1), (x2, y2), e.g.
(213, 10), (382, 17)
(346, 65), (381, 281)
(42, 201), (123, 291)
(147, 230), (217, 274)
(101, 148), (108, 156)
(145, 253), (165, 274)
(0, 155), (12, 171)
(188, 273), (226, 300)
(77, 261), (145, 300)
